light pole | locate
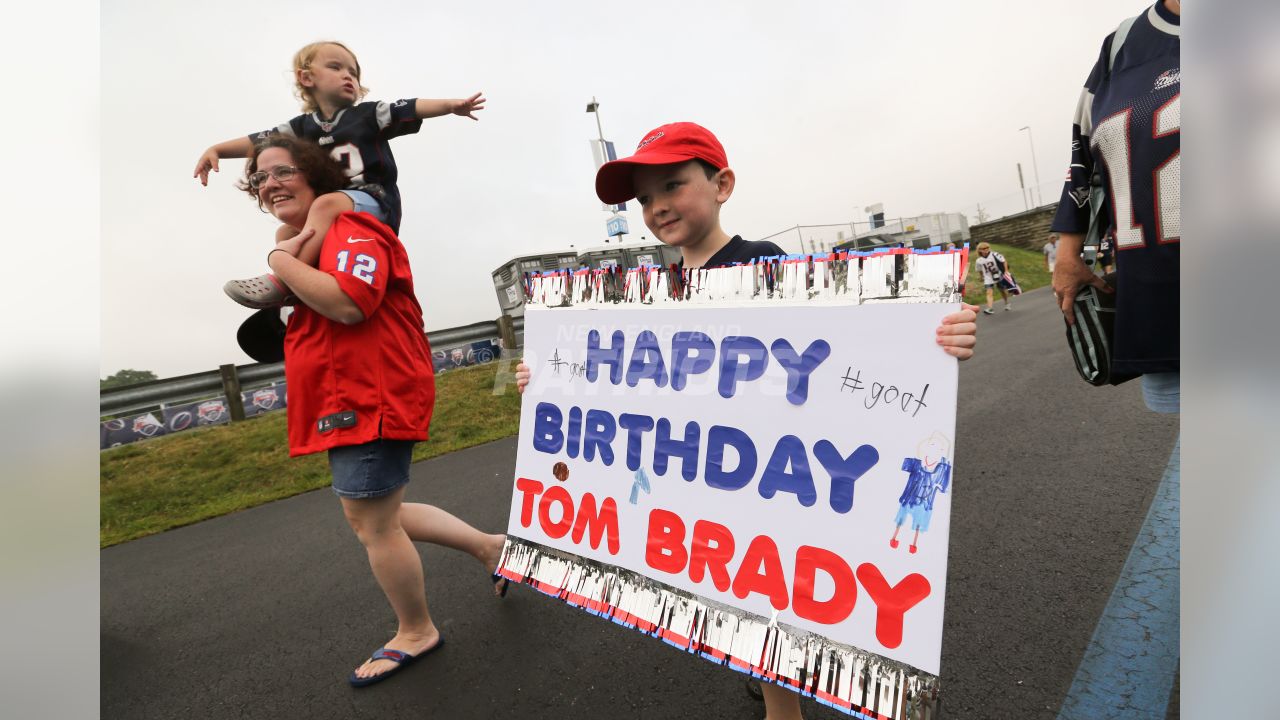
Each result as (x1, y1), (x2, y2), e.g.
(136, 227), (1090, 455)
(587, 97), (628, 244)
(587, 98), (609, 243)
(1017, 162), (1028, 211)
(1019, 125), (1042, 207)
(587, 97), (605, 145)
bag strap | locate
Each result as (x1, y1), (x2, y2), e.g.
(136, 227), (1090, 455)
(1109, 15), (1138, 72)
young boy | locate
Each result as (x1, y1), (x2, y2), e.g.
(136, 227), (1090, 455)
(594, 122), (785, 268)
(518, 121), (978, 720)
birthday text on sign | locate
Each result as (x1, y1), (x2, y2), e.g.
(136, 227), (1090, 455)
(533, 328), (888, 513)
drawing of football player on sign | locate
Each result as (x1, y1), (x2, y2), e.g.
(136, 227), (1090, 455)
(889, 431), (952, 554)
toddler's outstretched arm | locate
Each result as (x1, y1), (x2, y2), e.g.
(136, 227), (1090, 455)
(415, 92), (486, 121)
(193, 136), (254, 186)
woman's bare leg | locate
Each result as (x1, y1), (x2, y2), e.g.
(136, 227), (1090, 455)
(399, 502), (507, 595)
(341, 488), (441, 679)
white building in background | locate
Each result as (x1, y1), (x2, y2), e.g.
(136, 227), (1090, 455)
(836, 212), (971, 251)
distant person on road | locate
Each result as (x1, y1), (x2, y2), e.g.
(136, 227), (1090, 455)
(1043, 233), (1059, 273)
(1051, 0), (1179, 416)
(974, 242), (1013, 314)
(517, 122), (979, 720)
(238, 135), (508, 689)
(1097, 228), (1116, 274)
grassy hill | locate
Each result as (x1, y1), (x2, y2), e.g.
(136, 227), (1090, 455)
(100, 361), (523, 547)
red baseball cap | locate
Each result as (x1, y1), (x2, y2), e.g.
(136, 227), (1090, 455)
(595, 122), (728, 204)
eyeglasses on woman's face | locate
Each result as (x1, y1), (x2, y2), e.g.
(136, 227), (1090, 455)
(248, 164), (299, 190)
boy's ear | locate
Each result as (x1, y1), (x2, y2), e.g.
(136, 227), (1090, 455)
(297, 69), (315, 88)
(715, 167), (736, 204)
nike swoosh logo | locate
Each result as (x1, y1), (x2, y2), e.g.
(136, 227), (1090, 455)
(346, 237), (373, 243)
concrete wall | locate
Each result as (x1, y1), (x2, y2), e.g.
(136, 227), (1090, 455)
(970, 203), (1060, 252)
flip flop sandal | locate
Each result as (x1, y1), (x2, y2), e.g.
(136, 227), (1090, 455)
(348, 637), (445, 688)
(223, 273), (295, 310)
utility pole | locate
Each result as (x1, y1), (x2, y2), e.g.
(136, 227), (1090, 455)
(587, 97), (628, 244)
(1020, 126), (1042, 207)
(588, 96), (605, 143)
(1017, 162), (1029, 211)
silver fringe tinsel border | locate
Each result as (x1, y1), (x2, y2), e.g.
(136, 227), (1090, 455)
(496, 535), (941, 720)
(522, 247), (966, 308)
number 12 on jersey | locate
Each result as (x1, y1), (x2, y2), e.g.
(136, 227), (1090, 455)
(336, 250), (377, 284)
(1092, 93), (1180, 249)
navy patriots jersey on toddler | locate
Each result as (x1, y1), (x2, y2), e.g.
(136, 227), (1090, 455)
(254, 99), (422, 233)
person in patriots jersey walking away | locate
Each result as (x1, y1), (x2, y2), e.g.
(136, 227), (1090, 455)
(1098, 228), (1116, 274)
(974, 242), (1013, 314)
(1051, 1), (1180, 415)
(194, 40), (485, 309)
(240, 135), (508, 689)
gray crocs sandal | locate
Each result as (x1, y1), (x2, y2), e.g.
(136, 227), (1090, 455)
(223, 274), (294, 309)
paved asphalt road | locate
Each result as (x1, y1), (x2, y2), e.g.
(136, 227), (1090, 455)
(102, 288), (1179, 719)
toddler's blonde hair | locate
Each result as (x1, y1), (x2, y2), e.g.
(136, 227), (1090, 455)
(292, 41), (369, 114)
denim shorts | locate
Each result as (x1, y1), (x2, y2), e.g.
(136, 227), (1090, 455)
(1141, 371), (1180, 414)
(327, 439), (416, 499)
(339, 189), (389, 223)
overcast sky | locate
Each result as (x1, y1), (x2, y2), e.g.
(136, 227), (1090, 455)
(101, 0), (1141, 379)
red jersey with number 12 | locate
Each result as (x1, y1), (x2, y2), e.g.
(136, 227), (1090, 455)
(284, 212), (435, 456)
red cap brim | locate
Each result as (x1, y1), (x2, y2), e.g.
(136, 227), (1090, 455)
(594, 151), (703, 205)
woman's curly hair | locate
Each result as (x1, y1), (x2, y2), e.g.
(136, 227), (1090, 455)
(238, 136), (349, 211)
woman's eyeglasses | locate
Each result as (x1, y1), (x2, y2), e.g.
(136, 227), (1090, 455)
(248, 165), (299, 189)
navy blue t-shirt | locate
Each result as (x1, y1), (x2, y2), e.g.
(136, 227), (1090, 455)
(693, 236), (786, 269)
(253, 99), (422, 233)
(1050, 3), (1180, 375)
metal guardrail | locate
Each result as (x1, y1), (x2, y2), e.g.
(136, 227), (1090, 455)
(101, 314), (526, 417)
(100, 362), (284, 417)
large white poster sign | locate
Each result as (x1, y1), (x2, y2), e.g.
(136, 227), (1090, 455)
(497, 251), (962, 719)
